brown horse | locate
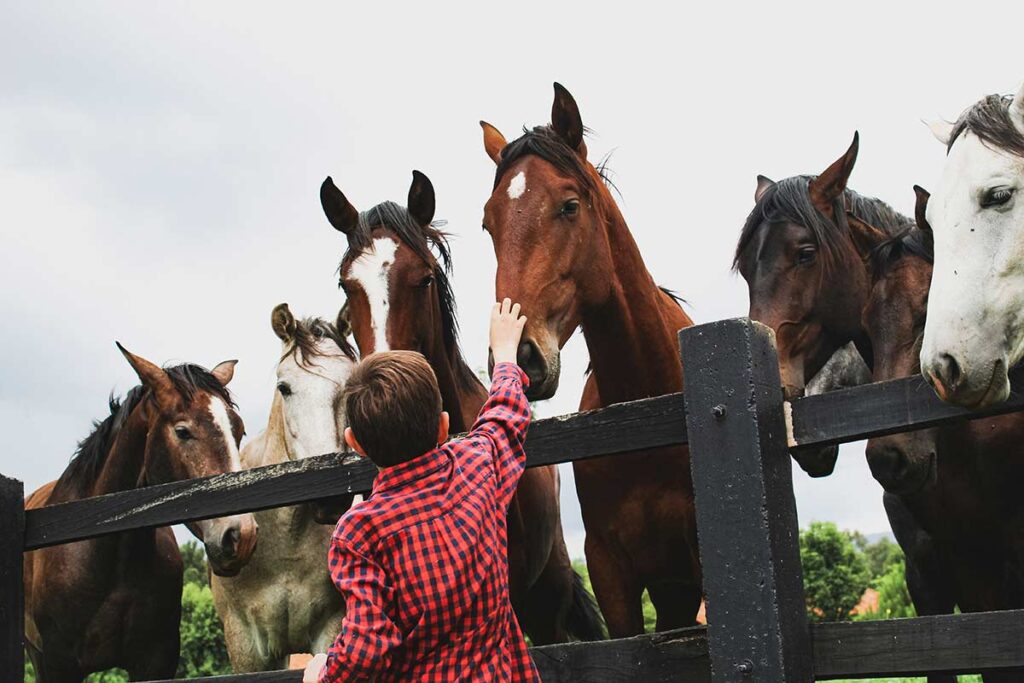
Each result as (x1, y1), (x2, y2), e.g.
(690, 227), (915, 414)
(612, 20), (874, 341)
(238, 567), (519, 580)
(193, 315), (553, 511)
(857, 197), (1024, 683)
(319, 170), (604, 644)
(733, 133), (913, 476)
(24, 345), (258, 682)
(479, 84), (699, 637)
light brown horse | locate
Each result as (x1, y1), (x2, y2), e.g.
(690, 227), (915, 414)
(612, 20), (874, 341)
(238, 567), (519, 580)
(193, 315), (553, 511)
(479, 84), (699, 636)
(319, 170), (604, 644)
(24, 346), (258, 682)
(854, 198), (1024, 683)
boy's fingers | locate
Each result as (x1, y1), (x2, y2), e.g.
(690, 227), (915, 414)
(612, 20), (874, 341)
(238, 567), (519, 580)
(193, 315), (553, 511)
(517, 315), (528, 328)
(502, 297), (512, 315)
(511, 302), (521, 319)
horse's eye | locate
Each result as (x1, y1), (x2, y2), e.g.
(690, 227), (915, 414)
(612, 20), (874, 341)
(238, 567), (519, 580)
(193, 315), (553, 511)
(796, 246), (817, 265)
(277, 382), (292, 398)
(418, 274), (435, 289)
(561, 199), (580, 217)
(982, 187), (1015, 208)
(174, 426), (193, 440)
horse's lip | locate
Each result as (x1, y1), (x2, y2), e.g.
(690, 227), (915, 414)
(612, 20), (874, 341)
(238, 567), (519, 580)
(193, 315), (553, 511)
(960, 362), (1007, 410)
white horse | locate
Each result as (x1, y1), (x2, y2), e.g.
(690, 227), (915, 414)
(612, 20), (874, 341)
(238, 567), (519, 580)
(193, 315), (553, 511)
(920, 82), (1024, 408)
(210, 303), (357, 671)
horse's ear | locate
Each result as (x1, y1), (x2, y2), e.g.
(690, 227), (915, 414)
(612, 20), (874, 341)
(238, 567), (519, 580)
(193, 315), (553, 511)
(115, 342), (180, 412)
(335, 301), (352, 339)
(320, 177), (359, 235)
(271, 303), (297, 342)
(913, 185), (932, 233)
(210, 360), (237, 387)
(407, 170), (436, 228)
(923, 119), (954, 146)
(809, 132), (859, 217)
(755, 175), (775, 203)
(551, 82), (585, 155)
(480, 121), (507, 165)
(1010, 81), (1024, 135)
(845, 211), (888, 259)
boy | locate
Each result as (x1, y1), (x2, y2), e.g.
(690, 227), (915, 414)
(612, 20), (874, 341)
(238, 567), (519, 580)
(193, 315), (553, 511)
(304, 298), (540, 682)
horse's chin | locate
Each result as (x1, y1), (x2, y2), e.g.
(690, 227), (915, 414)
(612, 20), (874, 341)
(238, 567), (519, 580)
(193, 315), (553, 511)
(792, 445), (839, 478)
(525, 374), (560, 402)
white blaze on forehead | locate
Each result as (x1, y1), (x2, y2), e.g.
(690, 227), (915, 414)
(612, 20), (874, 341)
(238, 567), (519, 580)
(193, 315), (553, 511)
(349, 236), (398, 352)
(507, 171), (527, 199)
(207, 397), (241, 472)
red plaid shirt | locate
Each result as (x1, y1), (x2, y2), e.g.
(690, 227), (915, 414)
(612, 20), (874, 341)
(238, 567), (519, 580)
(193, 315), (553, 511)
(319, 362), (540, 682)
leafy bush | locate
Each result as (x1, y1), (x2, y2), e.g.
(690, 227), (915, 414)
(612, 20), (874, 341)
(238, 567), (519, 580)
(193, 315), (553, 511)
(800, 521), (871, 622)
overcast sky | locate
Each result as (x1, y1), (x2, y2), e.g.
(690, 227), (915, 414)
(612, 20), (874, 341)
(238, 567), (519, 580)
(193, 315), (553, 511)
(3, 2), (1023, 558)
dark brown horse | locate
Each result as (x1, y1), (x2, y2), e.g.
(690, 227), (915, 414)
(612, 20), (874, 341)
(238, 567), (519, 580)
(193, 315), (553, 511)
(479, 84), (699, 637)
(319, 170), (604, 644)
(857, 196), (1024, 683)
(733, 133), (913, 476)
(24, 346), (258, 682)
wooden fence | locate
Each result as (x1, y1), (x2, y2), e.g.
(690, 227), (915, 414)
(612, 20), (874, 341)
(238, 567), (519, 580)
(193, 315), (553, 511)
(4, 317), (1024, 681)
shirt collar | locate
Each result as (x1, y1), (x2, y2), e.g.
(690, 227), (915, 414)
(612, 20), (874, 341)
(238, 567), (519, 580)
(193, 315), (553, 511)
(371, 446), (450, 495)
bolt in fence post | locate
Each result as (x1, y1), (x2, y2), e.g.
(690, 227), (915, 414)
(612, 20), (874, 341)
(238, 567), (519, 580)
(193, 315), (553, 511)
(0, 474), (24, 682)
(679, 318), (812, 682)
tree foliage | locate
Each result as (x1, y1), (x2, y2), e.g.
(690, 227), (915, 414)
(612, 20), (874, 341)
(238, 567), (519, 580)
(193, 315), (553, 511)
(800, 521), (871, 622)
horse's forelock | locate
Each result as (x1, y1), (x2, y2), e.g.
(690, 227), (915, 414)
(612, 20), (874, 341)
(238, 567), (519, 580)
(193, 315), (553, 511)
(949, 94), (1024, 158)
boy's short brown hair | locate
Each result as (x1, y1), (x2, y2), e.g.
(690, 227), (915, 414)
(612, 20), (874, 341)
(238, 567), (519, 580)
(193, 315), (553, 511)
(343, 351), (443, 467)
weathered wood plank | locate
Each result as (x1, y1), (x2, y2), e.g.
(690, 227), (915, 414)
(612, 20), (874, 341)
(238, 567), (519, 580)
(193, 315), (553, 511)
(813, 609), (1024, 678)
(24, 392), (686, 550)
(0, 475), (24, 683)
(680, 318), (812, 683)
(790, 369), (1024, 450)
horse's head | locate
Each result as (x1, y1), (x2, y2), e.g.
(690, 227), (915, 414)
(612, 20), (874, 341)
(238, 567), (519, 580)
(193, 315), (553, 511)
(116, 344), (257, 576)
(860, 196), (937, 493)
(480, 84), (617, 400)
(321, 171), (454, 362)
(734, 133), (878, 400)
(920, 84), (1024, 408)
(270, 304), (358, 524)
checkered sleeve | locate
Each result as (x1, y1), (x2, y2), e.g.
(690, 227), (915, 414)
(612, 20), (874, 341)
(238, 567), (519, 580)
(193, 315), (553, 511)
(468, 361), (531, 509)
(318, 536), (402, 682)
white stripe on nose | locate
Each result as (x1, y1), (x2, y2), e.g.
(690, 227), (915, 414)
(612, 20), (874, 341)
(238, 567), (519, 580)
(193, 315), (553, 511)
(349, 237), (398, 353)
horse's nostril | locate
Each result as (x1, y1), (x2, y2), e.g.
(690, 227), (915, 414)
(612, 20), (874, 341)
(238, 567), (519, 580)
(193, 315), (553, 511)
(222, 527), (241, 557)
(517, 342), (534, 367)
(940, 353), (961, 389)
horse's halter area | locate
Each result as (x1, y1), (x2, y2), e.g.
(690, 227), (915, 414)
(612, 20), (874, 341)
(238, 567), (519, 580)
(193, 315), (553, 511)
(921, 95), (1024, 409)
(276, 336), (354, 462)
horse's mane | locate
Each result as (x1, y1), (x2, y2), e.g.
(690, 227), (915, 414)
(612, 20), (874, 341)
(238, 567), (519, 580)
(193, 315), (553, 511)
(339, 201), (478, 393)
(949, 94), (1024, 158)
(734, 176), (912, 273)
(868, 227), (934, 278)
(58, 364), (235, 495)
(284, 316), (357, 366)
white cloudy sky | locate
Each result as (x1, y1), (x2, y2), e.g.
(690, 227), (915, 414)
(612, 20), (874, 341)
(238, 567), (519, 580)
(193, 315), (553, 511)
(2, 2), (1022, 558)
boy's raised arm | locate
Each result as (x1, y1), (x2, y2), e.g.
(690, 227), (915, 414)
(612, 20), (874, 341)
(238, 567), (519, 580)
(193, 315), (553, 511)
(469, 299), (532, 507)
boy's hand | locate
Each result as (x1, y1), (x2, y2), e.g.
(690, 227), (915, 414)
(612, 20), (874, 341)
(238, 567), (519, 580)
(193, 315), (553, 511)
(490, 298), (527, 366)
(303, 653), (328, 683)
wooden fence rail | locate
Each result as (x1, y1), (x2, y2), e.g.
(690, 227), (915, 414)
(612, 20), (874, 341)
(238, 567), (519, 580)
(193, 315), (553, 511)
(7, 317), (1024, 682)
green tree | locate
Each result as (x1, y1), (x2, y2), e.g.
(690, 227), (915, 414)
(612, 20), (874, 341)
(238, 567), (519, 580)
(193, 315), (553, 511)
(863, 537), (903, 581)
(859, 560), (916, 621)
(181, 539), (211, 587)
(176, 581), (232, 676)
(800, 522), (871, 622)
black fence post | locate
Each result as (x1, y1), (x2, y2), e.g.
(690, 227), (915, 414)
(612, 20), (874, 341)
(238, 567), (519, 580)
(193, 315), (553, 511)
(680, 318), (812, 682)
(0, 474), (24, 682)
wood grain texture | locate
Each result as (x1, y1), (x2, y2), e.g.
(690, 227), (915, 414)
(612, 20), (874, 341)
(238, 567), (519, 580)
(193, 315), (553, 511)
(24, 392), (687, 550)
(790, 370), (1024, 450)
(0, 475), (24, 683)
(680, 318), (812, 683)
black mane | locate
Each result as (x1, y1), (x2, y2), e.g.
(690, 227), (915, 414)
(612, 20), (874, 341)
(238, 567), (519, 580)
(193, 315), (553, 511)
(284, 316), (357, 366)
(339, 201), (478, 392)
(868, 227), (934, 278)
(734, 176), (912, 273)
(494, 125), (611, 193)
(58, 364), (235, 495)
(949, 94), (1024, 158)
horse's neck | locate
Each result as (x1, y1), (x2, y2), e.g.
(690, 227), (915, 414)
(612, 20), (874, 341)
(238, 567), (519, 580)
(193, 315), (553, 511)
(426, 339), (486, 433)
(90, 406), (151, 497)
(581, 209), (692, 405)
